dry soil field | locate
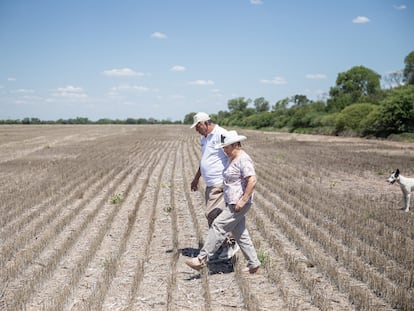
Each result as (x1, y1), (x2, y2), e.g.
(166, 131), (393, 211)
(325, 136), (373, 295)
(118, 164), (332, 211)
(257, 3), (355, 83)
(1, 124), (413, 311)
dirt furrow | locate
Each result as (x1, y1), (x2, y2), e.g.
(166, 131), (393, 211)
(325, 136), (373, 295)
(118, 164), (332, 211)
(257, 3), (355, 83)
(4, 155), (138, 310)
(168, 141), (207, 310)
(252, 192), (353, 310)
(22, 160), (142, 310)
(0, 165), (118, 274)
(0, 136), (126, 224)
(178, 139), (214, 310)
(126, 142), (176, 310)
(252, 141), (414, 267)
(102, 145), (175, 310)
(65, 149), (161, 310)
(255, 163), (413, 307)
(261, 172), (413, 290)
(254, 151), (414, 276)
(0, 163), (102, 239)
(129, 144), (177, 310)
(0, 160), (120, 278)
(245, 221), (314, 311)
(254, 189), (395, 311)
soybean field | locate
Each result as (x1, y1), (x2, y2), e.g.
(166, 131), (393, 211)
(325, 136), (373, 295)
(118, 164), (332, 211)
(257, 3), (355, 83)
(1, 125), (413, 311)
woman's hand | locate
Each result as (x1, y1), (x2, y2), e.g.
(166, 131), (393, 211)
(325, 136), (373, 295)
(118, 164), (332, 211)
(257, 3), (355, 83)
(235, 197), (247, 212)
(234, 175), (257, 212)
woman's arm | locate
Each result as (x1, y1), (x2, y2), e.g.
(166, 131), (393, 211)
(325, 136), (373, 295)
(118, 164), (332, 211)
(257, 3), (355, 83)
(235, 175), (257, 212)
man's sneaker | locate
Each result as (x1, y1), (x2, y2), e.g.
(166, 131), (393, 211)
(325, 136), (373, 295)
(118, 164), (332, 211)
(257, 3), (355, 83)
(185, 257), (206, 271)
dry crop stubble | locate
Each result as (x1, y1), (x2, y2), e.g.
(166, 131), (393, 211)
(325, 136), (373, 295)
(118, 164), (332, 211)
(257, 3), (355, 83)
(1, 125), (413, 310)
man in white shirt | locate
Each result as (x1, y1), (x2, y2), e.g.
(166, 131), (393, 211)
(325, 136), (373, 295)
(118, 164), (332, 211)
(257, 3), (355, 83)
(190, 112), (239, 261)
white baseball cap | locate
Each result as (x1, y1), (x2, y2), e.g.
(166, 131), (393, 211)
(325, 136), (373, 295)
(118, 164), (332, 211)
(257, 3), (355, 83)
(190, 112), (210, 128)
(215, 130), (247, 149)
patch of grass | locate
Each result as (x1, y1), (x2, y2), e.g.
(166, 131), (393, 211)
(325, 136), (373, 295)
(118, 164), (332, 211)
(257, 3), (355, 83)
(110, 193), (123, 204)
(274, 153), (287, 159)
(257, 247), (270, 266)
(101, 257), (110, 268)
(377, 169), (386, 176)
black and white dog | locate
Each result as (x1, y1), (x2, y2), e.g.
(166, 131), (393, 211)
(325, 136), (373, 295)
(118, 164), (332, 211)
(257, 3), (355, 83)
(387, 169), (414, 212)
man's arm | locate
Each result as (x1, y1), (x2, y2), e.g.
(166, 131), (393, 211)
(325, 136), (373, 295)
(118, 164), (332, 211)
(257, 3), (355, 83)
(191, 167), (202, 191)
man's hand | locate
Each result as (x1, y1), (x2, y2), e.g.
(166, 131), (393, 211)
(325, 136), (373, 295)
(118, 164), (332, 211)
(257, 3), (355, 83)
(191, 179), (198, 191)
(191, 168), (201, 192)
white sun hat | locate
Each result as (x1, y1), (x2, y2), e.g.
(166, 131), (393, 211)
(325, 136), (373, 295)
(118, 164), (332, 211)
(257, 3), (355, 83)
(215, 130), (247, 149)
(190, 112), (210, 128)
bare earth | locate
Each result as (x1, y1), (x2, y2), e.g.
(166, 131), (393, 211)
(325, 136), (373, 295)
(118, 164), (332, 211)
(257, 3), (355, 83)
(1, 125), (413, 311)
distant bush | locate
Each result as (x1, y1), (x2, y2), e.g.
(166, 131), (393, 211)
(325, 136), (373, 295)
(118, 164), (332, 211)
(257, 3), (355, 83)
(335, 103), (378, 135)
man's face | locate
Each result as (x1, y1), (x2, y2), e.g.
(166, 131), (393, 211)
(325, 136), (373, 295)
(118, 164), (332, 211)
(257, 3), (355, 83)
(195, 121), (208, 137)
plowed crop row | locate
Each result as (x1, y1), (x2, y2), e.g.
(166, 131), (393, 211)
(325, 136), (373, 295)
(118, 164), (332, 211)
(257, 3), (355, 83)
(1, 125), (413, 310)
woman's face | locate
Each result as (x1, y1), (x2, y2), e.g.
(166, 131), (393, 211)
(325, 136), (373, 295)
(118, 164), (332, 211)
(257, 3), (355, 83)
(223, 144), (236, 157)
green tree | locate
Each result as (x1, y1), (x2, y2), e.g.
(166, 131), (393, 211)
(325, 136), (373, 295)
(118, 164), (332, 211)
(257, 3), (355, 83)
(335, 103), (378, 135)
(376, 85), (414, 136)
(291, 94), (310, 107)
(272, 97), (289, 111)
(383, 70), (404, 89)
(327, 66), (382, 112)
(227, 97), (251, 114)
(183, 112), (196, 125)
(403, 51), (414, 85)
(244, 112), (273, 129)
(253, 97), (269, 113)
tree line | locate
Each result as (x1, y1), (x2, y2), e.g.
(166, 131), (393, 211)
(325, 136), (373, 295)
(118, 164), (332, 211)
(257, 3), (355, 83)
(185, 51), (414, 139)
(0, 117), (182, 125)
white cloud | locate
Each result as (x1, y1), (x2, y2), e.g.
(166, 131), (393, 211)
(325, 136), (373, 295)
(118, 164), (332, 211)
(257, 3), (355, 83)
(250, 0), (263, 4)
(352, 16), (370, 24)
(111, 84), (150, 92)
(7, 77), (16, 82)
(151, 32), (167, 39)
(170, 65), (186, 72)
(103, 68), (144, 77)
(305, 74), (327, 80)
(188, 80), (215, 86)
(57, 85), (83, 92)
(260, 76), (287, 85)
(394, 5), (407, 10)
(53, 85), (87, 98)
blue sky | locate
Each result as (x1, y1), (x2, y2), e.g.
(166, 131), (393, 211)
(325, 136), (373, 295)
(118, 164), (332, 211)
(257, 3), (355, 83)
(0, 0), (413, 122)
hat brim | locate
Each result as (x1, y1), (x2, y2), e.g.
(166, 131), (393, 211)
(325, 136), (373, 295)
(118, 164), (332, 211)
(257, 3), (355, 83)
(215, 136), (246, 149)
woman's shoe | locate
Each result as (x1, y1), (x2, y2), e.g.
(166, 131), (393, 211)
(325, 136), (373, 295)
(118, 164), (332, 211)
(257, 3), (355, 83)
(242, 265), (260, 274)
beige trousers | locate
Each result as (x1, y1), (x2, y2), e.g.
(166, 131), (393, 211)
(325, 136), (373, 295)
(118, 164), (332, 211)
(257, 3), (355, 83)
(204, 184), (226, 227)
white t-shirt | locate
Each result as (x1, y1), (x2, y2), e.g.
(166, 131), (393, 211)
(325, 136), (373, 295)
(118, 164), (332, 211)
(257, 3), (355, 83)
(200, 125), (229, 187)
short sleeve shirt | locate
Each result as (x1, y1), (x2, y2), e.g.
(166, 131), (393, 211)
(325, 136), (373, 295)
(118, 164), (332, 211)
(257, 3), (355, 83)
(200, 125), (229, 187)
(223, 151), (255, 204)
